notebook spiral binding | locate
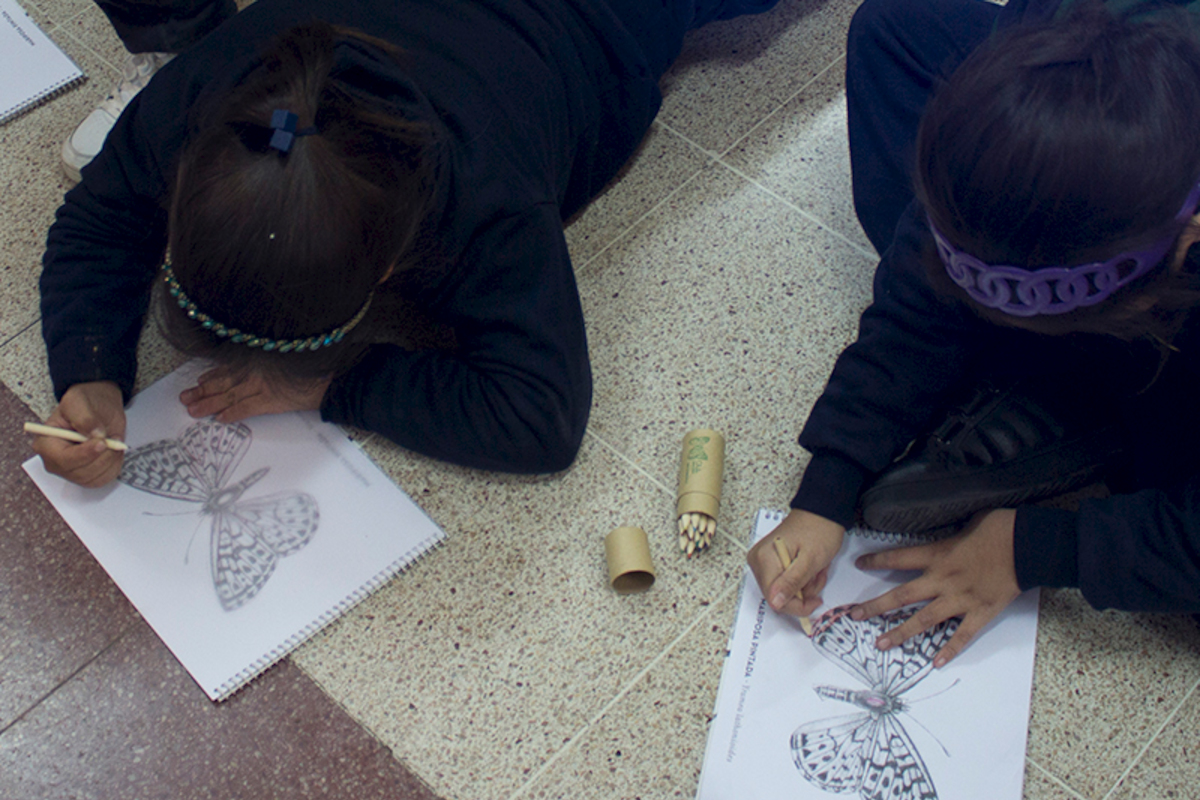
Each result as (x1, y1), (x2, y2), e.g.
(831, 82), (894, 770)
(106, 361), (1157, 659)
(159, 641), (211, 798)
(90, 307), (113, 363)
(0, 0), (88, 125)
(0, 70), (86, 124)
(211, 534), (446, 701)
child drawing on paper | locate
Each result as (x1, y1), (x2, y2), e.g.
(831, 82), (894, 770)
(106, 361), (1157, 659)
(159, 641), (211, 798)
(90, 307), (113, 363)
(32, 0), (787, 488)
(119, 419), (318, 610)
(748, 0), (1200, 665)
(793, 605), (957, 800)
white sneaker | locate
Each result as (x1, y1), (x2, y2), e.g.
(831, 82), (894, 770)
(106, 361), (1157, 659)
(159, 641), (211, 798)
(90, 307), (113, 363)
(61, 51), (175, 182)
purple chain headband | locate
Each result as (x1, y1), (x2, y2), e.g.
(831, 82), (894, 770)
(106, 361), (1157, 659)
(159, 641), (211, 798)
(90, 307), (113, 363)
(930, 180), (1200, 317)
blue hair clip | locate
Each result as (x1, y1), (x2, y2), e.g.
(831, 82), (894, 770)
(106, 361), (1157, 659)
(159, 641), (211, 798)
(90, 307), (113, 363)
(268, 109), (317, 153)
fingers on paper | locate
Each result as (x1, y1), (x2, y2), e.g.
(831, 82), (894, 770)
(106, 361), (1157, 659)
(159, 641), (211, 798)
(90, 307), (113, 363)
(854, 582), (1006, 667)
(854, 541), (944, 572)
(182, 370), (328, 422)
(182, 371), (263, 422)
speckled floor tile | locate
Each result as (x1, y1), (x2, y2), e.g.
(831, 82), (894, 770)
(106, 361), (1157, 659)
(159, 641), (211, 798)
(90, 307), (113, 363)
(1107, 685), (1200, 800)
(8, 0), (1196, 797)
(722, 57), (874, 254)
(658, 0), (858, 155)
(1025, 589), (1200, 798)
(51, 0), (133, 72)
(1023, 761), (1091, 800)
(291, 434), (743, 800)
(0, 6), (123, 344)
(0, 324), (56, 417)
(564, 123), (711, 268)
(22, 0), (111, 30)
(0, 313), (187, 422)
(0, 625), (442, 800)
(576, 162), (876, 541)
(0, 381), (139, 729)
(517, 584), (739, 800)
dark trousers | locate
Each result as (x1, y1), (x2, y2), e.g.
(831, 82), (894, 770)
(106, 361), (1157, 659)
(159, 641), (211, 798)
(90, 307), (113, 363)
(603, 0), (784, 82)
(95, 0), (236, 53)
(845, 0), (998, 253)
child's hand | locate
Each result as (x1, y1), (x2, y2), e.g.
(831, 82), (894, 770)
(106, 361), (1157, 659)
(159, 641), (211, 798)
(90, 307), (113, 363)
(747, 509), (845, 617)
(180, 368), (330, 422)
(850, 508), (1020, 667)
(32, 381), (126, 487)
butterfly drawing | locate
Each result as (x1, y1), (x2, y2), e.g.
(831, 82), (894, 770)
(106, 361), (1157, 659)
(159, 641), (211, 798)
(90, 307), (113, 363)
(791, 604), (959, 800)
(118, 419), (319, 611)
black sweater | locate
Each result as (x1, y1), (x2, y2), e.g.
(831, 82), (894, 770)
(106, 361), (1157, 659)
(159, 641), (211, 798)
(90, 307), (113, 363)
(792, 201), (1200, 614)
(41, 0), (686, 473)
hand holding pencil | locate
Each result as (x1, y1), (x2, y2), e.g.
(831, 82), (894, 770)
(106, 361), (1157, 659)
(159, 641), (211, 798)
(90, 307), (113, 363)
(745, 509), (845, 629)
(28, 380), (127, 488)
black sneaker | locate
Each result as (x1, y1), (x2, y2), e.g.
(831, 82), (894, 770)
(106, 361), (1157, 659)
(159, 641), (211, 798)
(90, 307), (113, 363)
(859, 379), (1125, 535)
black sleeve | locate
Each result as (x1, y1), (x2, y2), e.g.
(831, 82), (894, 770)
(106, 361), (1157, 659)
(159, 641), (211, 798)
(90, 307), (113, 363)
(321, 203), (592, 473)
(791, 202), (986, 526)
(1015, 479), (1200, 612)
(40, 88), (181, 403)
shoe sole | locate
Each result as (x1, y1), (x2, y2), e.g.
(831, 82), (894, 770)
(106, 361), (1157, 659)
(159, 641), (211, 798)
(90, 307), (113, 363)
(860, 428), (1123, 534)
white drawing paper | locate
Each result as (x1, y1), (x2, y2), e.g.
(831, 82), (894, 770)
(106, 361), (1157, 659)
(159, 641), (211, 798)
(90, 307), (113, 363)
(23, 363), (445, 701)
(696, 509), (1039, 800)
(0, 0), (86, 123)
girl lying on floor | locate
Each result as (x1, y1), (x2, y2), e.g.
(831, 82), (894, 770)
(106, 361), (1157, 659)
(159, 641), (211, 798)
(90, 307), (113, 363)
(33, 0), (780, 485)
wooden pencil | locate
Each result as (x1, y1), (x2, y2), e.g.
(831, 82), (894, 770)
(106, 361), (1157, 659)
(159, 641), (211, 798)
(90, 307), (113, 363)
(772, 536), (814, 636)
(23, 422), (129, 452)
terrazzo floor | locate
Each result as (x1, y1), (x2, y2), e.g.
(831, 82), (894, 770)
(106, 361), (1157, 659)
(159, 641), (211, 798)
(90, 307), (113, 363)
(3, 0), (1199, 798)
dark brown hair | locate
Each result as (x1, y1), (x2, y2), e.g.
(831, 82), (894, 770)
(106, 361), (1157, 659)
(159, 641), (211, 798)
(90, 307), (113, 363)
(158, 21), (436, 389)
(915, 1), (1200, 343)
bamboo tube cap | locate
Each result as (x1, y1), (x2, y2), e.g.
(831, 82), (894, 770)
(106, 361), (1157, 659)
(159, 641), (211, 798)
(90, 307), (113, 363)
(605, 526), (655, 594)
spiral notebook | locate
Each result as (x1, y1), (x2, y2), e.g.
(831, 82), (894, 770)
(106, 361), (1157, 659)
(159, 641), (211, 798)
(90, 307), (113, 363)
(23, 364), (446, 701)
(696, 508), (1039, 800)
(1, 0), (86, 124)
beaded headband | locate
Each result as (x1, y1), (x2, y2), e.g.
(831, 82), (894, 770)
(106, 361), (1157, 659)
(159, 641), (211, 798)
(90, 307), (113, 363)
(161, 262), (372, 352)
(931, 180), (1200, 317)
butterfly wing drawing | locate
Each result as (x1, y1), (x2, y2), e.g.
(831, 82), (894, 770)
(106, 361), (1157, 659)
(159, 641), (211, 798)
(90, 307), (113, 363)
(813, 605), (958, 696)
(860, 715), (938, 800)
(178, 418), (252, 490)
(119, 419), (317, 611)
(791, 605), (958, 800)
(119, 419), (251, 501)
(214, 491), (319, 610)
(791, 712), (879, 792)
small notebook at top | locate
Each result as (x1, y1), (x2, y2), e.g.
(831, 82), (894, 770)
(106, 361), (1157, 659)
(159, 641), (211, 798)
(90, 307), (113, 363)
(23, 363), (447, 701)
(0, 0), (85, 124)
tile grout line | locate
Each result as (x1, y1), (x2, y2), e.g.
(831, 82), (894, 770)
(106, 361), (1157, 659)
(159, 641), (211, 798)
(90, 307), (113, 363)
(0, 317), (41, 352)
(582, 426), (674, 496)
(714, 54), (846, 161)
(1025, 756), (1090, 800)
(506, 578), (741, 800)
(653, 113), (875, 263)
(41, 10), (127, 76)
(656, 52), (846, 168)
(574, 58), (851, 275)
(655, 57), (880, 264)
(0, 622), (137, 737)
(1099, 673), (1200, 800)
(569, 125), (715, 273)
(581, 429), (750, 555)
(719, 153), (877, 260)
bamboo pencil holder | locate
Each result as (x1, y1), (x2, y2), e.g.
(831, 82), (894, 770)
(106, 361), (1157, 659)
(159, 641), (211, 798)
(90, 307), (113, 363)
(675, 429), (725, 556)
